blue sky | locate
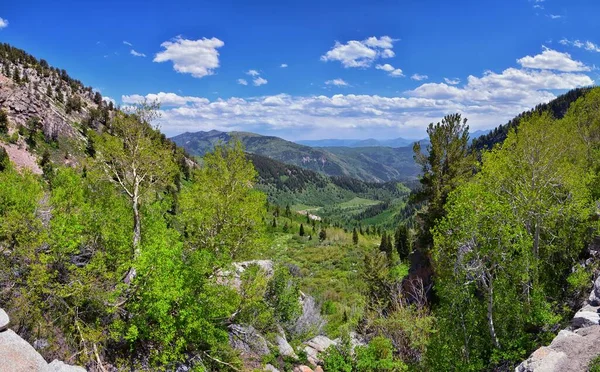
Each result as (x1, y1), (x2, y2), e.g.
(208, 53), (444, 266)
(0, 0), (599, 140)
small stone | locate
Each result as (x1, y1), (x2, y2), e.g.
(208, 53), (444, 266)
(0, 309), (9, 331)
(293, 366), (313, 372)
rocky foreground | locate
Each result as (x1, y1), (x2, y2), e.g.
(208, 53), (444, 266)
(0, 308), (85, 372)
(516, 276), (600, 372)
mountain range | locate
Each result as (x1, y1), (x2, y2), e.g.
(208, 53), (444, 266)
(171, 130), (421, 182)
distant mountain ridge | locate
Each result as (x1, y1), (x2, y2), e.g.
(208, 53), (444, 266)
(296, 137), (417, 148)
(171, 130), (421, 182)
(296, 130), (491, 148)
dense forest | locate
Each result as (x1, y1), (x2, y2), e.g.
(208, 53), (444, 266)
(1, 41), (600, 371)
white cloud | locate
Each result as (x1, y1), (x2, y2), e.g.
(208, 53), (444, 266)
(130, 49), (146, 57)
(246, 69), (260, 76)
(548, 14), (562, 19)
(533, 4), (544, 9)
(0, 17), (8, 29)
(280, 64), (288, 68)
(325, 79), (349, 86)
(560, 38), (600, 53)
(444, 77), (460, 85)
(123, 41), (133, 46)
(253, 77), (268, 86)
(517, 47), (590, 72)
(321, 36), (397, 68)
(153, 36), (224, 78)
(237, 79), (248, 86)
(122, 92), (209, 106)
(125, 47), (594, 139)
(102, 96), (116, 105)
(411, 73), (429, 81)
(376, 63), (404, 77)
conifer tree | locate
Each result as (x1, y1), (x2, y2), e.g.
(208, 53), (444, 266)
(352, 227), (359, 245)
(299, 223), (305, 237)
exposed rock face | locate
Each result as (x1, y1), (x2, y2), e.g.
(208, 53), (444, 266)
(516, 277), (600, 371)
(303, 335), (337, 366)
(0, 308), (85, 372)
(218, 260), (275, 291)
(229, 324), (271, 359)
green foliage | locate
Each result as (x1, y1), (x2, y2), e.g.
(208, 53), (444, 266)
(266, 266), (301, 325)
(0, 109), (8, 134)
(179, 140), (266, 262)
(413, 113), (475, 247)
(427, 110), (593, 369)
(589, 355), (600, 372)
(0, 147), (9, 171)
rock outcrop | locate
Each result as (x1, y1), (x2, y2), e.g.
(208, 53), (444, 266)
(0, 308), (85, 372)
(516, 277), (600, 371)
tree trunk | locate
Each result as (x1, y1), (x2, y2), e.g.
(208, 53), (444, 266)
(486, 278), (500, 349)
(124, 184), (141, 284)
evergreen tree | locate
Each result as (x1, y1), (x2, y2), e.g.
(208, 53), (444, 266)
(352, 227), (359, 245)
(285, 204), (291, 217)
(394, 224), (410, 260)
(413, 113), (474, 248)
(283, 221), (289, 233)
(0, 147), (9, 171)
(0, 109), (8, 134)
(272, 218), (277, 228)
(299, 223), (305, 237)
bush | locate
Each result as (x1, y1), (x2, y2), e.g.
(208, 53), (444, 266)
(266, 266), (302, 324)
(589, 355), (600, 372)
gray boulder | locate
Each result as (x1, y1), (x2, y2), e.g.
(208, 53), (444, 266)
(589, 276), (600, 305)
(47, 360), (87, 372)
(229, 324), (270, 358)
(0, 329), (50, 372)
(0, 309), (9, 332)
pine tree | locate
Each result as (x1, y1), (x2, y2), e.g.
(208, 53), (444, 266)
(306, 211), (310, 223)
(352, 227), (359, 245)
(285, 204), (291, 217)
(272, 218), (277, 228)
(283, 221), (289, 233)
(299, 224), (305, 237)
(0, 109), (8, 134)
(394, 224), (410, 260)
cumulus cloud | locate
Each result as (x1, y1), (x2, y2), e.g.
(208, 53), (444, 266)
(560, 39), (600, 53)
(153, 36), (224, 78)
(122, 92), (209, 106)
(325, 79), (349, 86)
(321, 36), (397, 68)
(444, 77), (460, 85)
(517, 47), (590, 72)
(280, 63), (288, 68)
(246, 69), (260, 76)
(411, 73), (429, 81)
(125, 48), (594, 139)
(130, 49), (146, 57)
(0, 17), (8, 29)
(376, 64), (404, 77)
(123, 41), (133, 46)
(253, 77), (268, 86)
(237, 79), (248, 86)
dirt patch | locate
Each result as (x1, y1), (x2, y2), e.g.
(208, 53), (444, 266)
(0, 143), (42, 174)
